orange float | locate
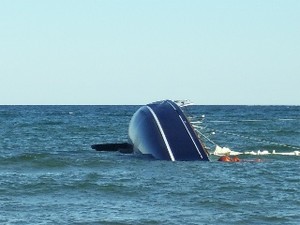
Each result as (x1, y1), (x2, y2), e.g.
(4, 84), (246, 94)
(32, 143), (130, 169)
(231, 156), (240, 162)
(218, 155), (240, 162)
(218, 155), (232, 162)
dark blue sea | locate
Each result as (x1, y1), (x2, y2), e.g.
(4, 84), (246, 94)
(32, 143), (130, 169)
(0, 105), (299, 224)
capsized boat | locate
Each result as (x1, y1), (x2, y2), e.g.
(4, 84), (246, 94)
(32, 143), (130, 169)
(92, 100), (210, 161)
(128, 100), (209, 161)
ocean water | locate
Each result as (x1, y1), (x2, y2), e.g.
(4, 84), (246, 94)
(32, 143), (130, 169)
(0, 105), (299, 225)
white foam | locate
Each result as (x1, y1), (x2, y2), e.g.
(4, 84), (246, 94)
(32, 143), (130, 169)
(212, 145), (300, 156)
(213, 145), (241, 156)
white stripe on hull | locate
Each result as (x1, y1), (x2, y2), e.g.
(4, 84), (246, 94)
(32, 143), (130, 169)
(178, 115), (203, 159)
(147, 106), (175, 161)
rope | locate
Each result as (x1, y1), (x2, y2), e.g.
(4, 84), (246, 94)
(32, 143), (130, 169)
(194, 128), (217, 146)
(184, 107), (300, 151)
(207, 128), (300, 151)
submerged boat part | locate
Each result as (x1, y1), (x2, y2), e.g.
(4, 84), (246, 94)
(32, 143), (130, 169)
(91, 143), (133, 154)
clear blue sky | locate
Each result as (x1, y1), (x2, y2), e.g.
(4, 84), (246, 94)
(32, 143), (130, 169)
(1, 0), (299, 105)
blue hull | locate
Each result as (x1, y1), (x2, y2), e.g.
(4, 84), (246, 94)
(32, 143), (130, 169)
(128, 100), (209, 161)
